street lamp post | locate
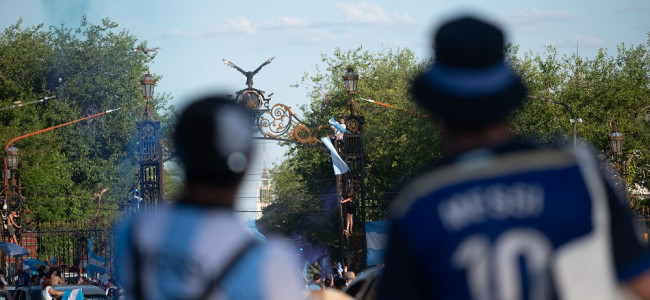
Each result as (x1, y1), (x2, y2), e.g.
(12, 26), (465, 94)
(2, 145), (20, 277)
(337, 67), (359, 266)
(140, 71), (156, 120)
(343, 67), (359, 95)
(608, 130), (632, 206)
(137, 69), (164, 209)
(609, 131), (623, 155)
(609, 130), (625, 179)
(4, 145), (20, 210)
(339, 66), (366, 268)
(5, 146), (19, 170)
(140, 71), (155, 99)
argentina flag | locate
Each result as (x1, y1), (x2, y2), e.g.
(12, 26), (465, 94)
(365, 221), (391, 266)
(88, 235), (107, 277)
(329, 117), (350, 134)
(245, 218), (267, 242)
(321, 137), (350, 175)
(21, 257), (47, 270)
(62, 289), (84, 300)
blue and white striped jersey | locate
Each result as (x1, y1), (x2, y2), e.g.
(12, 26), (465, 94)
(378, 144), (650, 300)
(115, 203), (304, 300)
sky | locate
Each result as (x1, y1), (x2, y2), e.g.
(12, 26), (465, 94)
(1, 0), (649, 221)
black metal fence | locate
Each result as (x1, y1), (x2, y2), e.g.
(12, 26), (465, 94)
(3, 219), (117, 279)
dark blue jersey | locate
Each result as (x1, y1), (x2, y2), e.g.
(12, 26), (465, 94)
(16, 271), (31, 287)
(378, 145), (650, 300)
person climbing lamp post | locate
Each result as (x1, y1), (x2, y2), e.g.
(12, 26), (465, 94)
(338, 67), (359, 266)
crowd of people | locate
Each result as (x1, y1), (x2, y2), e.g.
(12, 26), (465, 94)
(306, 266), (355, 291)
(0, 263), (124, 300)
(304, 266), (357, 300)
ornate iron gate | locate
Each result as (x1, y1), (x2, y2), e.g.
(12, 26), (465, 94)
(222, 58), (371, 270)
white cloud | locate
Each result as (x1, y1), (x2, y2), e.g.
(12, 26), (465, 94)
(507, 8), (576, 24)
(157, 3), (416, 44)
(159, 2), (416, 40)
(260, 17), (309, 28)
(283, 29), (337, 45)
(572, 35), (604, 47)
(218, 18), (257, 35)
(393, 12), (415, 24)
(162, 16), (313, 38)
(541, 35), (604, 50)
(166, 27), (198, 38)
(333, 1), (414, 25)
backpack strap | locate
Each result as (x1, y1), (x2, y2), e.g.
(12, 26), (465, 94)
(129, 218), (258, 300)
(194, 238), (258, 300)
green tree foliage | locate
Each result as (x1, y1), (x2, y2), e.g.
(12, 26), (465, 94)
(0, 18), (172, 223)
(298, 47), (440, 204)
(163, 163), (183, 201)
(508, 37), (650, 191)
(260, 35), (650, 248)
(257, 159), (337, 247)
(258, 47), (437, 252)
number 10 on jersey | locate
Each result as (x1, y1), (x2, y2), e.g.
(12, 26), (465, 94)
(452, 228), (553, 300)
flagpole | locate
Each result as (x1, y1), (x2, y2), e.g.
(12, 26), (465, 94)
(359, 98), (428, 117)
(88, 234), (92, 279)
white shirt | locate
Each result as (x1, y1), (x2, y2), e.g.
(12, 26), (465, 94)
(42, 286), (53, 300)
(334, 123), (346, 140)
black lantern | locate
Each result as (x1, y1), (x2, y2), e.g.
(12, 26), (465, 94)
(140, 71), (156, 99)
(6, 145), (19, 170)
(343, 67), (359, 95)
(609, 131), (623, 155)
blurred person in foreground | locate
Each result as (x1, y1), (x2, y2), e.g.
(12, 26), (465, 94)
(377, 15), (650, 299)
(116, 95), (304, 300)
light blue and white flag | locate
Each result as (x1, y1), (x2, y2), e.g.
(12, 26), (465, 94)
(245, 218), (267, 242)
(321, 137), (350, 175)
(21, 257), (47, 269)
(88, 235), (107, 277)
(62, 288), (84, 300)
(301, 262), (308, 280)
(365, 221), (391, 266)
(329, 117), (350, 134)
